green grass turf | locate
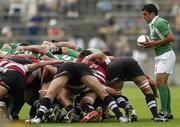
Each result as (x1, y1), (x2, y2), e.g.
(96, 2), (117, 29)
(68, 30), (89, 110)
(8, 86), (180, 127)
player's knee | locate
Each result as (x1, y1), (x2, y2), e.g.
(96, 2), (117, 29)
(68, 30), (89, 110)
(138, 79), (152, 94)
(81, 96), (94, 105)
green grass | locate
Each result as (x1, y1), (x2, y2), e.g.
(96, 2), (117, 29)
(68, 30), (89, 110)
(8, 86), (180, 127)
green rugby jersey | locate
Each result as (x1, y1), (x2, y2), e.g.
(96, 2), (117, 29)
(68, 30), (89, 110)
(87, 48), (101, 53)
(64, 48), (79, 58)
(10, 42), (20, 49)
(0, 42), (20, 55)
(149, 16), (173, 56)
(0, 47), (12, 55)
(15, 50), (43, 59)
(46, 47), (79, 60)
(55, 54), (76, 62)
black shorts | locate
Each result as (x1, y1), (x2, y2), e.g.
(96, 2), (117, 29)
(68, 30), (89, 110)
(43, 74), (55, 84)
(42, 64), (62, 84)
(107, 57), (144, 83)
(55, 62), (93, 85)
(0, 70), (27, 96)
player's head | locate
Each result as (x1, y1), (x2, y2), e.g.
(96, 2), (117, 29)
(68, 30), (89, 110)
(141, 4), (158, 16)
(141, 4), (158, 23)
(19, 42), (29, 46)
(102, 50), (113, 56)
(78, 49), (92, 58)
(51, 40), (58, 43)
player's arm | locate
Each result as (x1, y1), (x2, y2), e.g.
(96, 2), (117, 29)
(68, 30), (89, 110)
(17, 45), (47, 54)
(152, 32), (174, 46)
(144, 32), (174, 48)
(144, 21), (174, 48)
(55, 41), (78, 50)
(25, 60), (63, 72)
(103, 85), (120, 95)
(82, 52), (111, 65)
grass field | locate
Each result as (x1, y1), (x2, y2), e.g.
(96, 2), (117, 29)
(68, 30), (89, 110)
(5, 86), (180, 127)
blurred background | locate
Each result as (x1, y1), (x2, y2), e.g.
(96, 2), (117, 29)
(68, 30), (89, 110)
(0, 0), (180, 84)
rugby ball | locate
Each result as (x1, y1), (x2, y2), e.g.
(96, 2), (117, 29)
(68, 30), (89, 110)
(137, 35), (149, 47)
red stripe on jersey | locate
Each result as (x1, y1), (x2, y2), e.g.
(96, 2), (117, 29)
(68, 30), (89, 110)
(92, 65), (107, 84)
(76, 57), (107, 84)
(0, 60), (9, 67)
(4, 63), (26, 76)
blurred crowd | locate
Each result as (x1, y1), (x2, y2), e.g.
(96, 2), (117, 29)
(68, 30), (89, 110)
(0, 0), (180, 62)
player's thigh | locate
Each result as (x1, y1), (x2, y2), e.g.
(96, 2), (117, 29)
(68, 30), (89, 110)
(46, 75), (69, 100)
(0, 85), (8, 99)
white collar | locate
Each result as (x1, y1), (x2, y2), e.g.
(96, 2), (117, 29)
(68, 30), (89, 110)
(149, 16), (158, 27)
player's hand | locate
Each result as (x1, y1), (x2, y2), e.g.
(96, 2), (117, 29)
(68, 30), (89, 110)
(82, 56), (90, 64)
(143, 40), (156, 48)
(17, 46), (24, 51)
(105, 87), (119, 95)
(89, 63), (98, 69)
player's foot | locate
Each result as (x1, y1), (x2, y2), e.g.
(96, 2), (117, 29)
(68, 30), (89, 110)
(80, 110), (98, 123)
(119, 116), (129, 123)
(0, 102), (11, 120)
(167, 113), (173, 119)
(25, 116), (41, 124)
(158, 111), (173, 120)
(64, 109), (76, 123)
(48, 105), (61, 122)
(125, 108), (138, 122)
(158, 111), (168, 118)
(96, 107), (103, 121)
(129, 109), (138, 122)
(153, 116), (168, 122)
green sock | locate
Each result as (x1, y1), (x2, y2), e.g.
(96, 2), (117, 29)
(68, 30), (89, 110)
(158, 85), (169, 112)
(167, 87), (172, 113)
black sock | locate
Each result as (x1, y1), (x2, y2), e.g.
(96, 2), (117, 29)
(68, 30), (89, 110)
(37, 97), (51, 119)
(81, 103), (94, 113)
(121, 95), (129, 101)
(145, 93), (158, 118)
(114, 95), (127, 109)
(120, 95), (133, 110)
(104, 95), (123, 119)
(33, 99), (41, 108)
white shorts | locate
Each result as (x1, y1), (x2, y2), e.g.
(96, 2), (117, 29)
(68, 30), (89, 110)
(154, 50), (176, 74)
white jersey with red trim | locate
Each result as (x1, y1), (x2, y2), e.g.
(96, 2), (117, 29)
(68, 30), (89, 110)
(76, 58), (107, 85)
(92, 64), (107, 85)
(0, 60), (28, 77)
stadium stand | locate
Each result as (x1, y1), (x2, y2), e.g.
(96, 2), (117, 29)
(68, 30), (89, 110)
(0, 0), (180, 59)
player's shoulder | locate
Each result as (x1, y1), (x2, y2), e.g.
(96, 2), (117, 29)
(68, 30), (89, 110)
(155, 17), (168, 26)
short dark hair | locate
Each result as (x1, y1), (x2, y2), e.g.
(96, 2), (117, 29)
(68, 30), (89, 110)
(78, 49), (92, 58)
(19, 42), (29, 46)
(141, 4), (158, 16)
(103, 50), (113, 56)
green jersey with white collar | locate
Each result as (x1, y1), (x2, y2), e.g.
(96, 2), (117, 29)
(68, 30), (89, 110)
(149, 16), (173, 56)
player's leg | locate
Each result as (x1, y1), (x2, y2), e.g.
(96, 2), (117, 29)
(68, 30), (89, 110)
(155, 50), (176, 119)
(26, 75), (69, 124)
(156, 73), (170, 118)
(0, 85), (9, 119)
(56, 88), (76, 123)
(80, 91), (98, 123)
(81, 75), (129, 123)
(133, 75), (167, 121)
